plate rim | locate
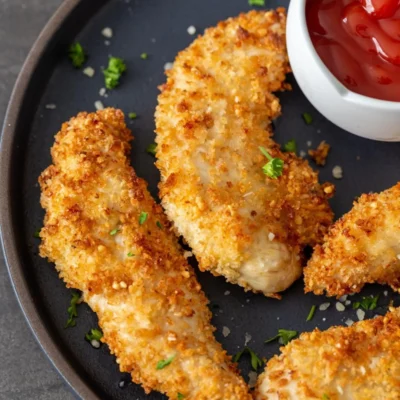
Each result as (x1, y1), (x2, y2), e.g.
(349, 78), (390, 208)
(0, 1), (104, 398)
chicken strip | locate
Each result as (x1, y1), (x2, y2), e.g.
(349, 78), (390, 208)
(255, 307), (400, 400)
(39, 109), (251, 400)
(155, 9), (334, 297)
(305, 182), (400, 297)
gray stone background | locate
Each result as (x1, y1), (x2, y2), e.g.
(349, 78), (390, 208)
(0, 1), (75, 399)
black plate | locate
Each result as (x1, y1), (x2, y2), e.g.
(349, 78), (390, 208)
(1, 0), (400, 399)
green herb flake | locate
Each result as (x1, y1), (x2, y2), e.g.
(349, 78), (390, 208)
(306, 305), (317, 322)
(265, 329), (298, 345)
(302, 112), (313, 125)
(140, 52), (148, 60)
(283, 139), (297, 153)
(249, 0), (265, 6)
(259, 146), (284, 179)
(156, 355), (175, 370)
(68, 43), (86, 68)
(177, 393), (185, 400)
(233, 347), (263, 371)
(85, 328), (103, 342)
(66, 292), (81, 328)
(110, 228), (120, 236)
(353, 295), (379, 311)
(146, 143), (157, 156)
(34, 229), (41, 238)
(156, 221), (163, 230)
(322, 394), (330, 400)
(139, 212), (148, 225)
(128, 112), (137, 119)
(103, 57), (127, 90)
(127, 252), (135, 257)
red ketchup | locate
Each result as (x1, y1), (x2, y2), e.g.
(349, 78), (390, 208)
(307, 0), (400, 101)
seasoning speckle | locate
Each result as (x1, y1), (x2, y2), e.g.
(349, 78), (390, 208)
(357, 308), (365, 321)
(187, 25), (196, 35)
(319, 302), (330, 311)
(336, 302), (345, 312)
(222, 326), (231, 337)
(45, 104), (56, 110)
(94, 100), (104, 111)
(83, 66), (95, 77)
(164, 62), (173, 71)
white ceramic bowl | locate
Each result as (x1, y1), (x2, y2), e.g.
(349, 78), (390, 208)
(287, 0), (400, 142)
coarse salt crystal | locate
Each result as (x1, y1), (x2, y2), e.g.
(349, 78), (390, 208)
(104, 40), (111, 46)
(164, 62), (173, 70)
(187, 25), (196, 35)
(45, 104), (56, 109)
(345, 300), (351, 306)
(332, 165), (343, 179)
(83, 66), (95, 77)
(224, 290), (230, 296)
(102, 27), (113, 38)
(357, 309), (365, 321)
(91, 339), (100, 349)
(268, 232), (275, 241)
(222, 326), (231, 337)
(319, 302), (330, 311)
(339, 295), (348, 302)
(99, 87), (106, 97)
(94, 100), (104, 110)
(244, 332), (252, 346)
(118, 380), (125, 388)
(345, 318), (354, 326)
(322, 317), (326, 321)
(336, 302), (345, 311)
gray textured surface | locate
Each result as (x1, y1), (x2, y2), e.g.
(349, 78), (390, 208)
(0, 1), (75, 399)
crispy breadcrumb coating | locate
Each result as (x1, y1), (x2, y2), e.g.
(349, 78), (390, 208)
(39, 109), (251, 400)
(155, 9), (334, 297)
(255, 307), (400, 400)
(308, 141), (330, 166)
(305, 182), (400, 297)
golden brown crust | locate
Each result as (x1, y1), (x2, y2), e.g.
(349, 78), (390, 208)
(308, 141), (330, 166)
(155, 10), (334, 296)
(304, 182), (400, 297)
(255, 308), (400, 400)
(39, 108), (251, 399)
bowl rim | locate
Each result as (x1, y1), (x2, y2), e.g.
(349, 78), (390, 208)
(0, 0), (105, 399)
(291, 0), (400, 109)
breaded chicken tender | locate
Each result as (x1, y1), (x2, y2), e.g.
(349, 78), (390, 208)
(155, 9), (334, 297)
(39, 109), (251, 400)
(305, 183), (400, 297)
(255, 307), (400, 400)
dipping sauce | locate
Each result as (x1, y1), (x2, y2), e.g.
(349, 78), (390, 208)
(307, 0), (400, 101)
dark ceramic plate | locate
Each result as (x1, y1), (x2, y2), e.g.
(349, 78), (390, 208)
(1, 0), (400, 399)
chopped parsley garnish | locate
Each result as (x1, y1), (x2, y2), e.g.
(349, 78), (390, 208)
(140, 52), (148, 60)
(139, 212), (148, 225)
(306, 305), (317, 321)
(103, 57), (127, 89)
(177, 394), (185, 400)
(66, 292), (81, 328)
(156, 355), (175, 370)
(85, 328), (103, 342)
(302, 112), (313, 125)
(146, 143), (157, 156)
(127, 252), (135, 257)
(259, 146), (284, 179)
(110, 228), (120, 236)
(283, 139), (297, 153)
(68, 43), (86, 68)
(249, 0), (265, 6)
(128, 112), (137, 119)
(34, 229), (41, 238)
(233, 347), (263, 371)
(322, 395), (330, 400)
(353, 295), (379, 311)
(156, 221), (163, 230)
(265, 329), (298, 345)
